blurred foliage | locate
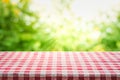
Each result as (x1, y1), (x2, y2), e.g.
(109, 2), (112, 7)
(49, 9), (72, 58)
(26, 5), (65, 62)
(98, 11), (120, 51)
(0, 0), (120, 51)
(0, 0), (38, 50)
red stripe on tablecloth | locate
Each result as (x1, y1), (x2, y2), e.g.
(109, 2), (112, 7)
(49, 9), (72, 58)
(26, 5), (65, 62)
(11, 52), (23, 80)
(46, 52), (53, 80)
(65, 53), (73, 74)
(90, 74), (95, 80)
(111, 75), (117, 80)
(25, 52), (38, 80)
(100, 75), (106, 80)
(79, 74), (84, 80)
(2, 74), (7, 80)
(73, 52), (84, 73)
(65, 53), (73, 80)
(117, 77), (120, 80)
(35, 52), (45, 80)
(36, 52), (45, 68)
(57, 52), (62, 80)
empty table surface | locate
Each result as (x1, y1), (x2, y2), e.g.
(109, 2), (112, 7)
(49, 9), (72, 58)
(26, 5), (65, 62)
(0, 52), (120, 80)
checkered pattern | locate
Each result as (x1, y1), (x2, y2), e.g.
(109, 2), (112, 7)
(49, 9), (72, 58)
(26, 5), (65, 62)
(0, 52), (120, 80)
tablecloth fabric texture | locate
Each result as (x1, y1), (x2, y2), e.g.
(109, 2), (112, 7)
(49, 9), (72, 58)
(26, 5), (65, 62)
(0, 52), (120, 80)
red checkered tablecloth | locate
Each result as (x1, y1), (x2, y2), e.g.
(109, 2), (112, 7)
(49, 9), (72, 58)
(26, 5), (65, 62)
(0, 52), (120, 80)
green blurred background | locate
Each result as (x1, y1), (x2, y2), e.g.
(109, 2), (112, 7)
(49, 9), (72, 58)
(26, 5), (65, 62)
(0, 0), (120, 51)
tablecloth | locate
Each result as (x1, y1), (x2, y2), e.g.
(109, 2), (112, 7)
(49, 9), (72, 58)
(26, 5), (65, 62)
(0, 52), (120, 80)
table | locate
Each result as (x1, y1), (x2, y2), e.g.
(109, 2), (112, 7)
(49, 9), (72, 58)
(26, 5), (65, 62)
(0, 52), (120, 80)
